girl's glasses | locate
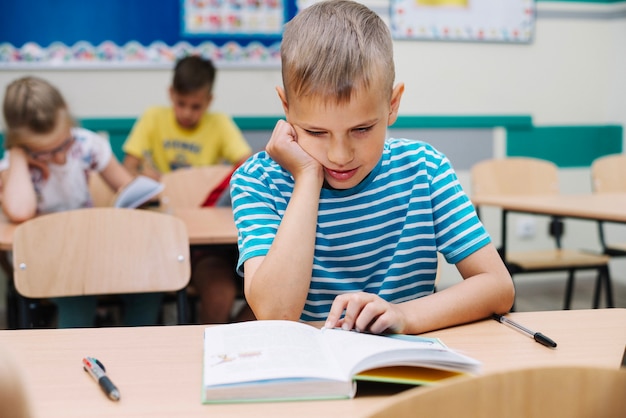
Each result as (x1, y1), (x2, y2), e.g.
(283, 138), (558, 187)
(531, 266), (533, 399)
(27, 136), (75, 161)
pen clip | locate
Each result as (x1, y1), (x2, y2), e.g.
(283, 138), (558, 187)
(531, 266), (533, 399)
(94, 358), (106, 372)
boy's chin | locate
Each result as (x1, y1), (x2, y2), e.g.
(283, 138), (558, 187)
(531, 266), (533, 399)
(322, 178), (360, 191)
(176, 120), (198, 130)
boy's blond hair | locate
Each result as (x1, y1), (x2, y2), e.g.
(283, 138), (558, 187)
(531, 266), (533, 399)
(2, 76), (72, 149)
(281, 0), (395, 104)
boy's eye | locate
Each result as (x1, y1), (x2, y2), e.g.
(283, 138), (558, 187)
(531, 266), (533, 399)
(304, 129), (325, 136)
(354, 126), (373, 134)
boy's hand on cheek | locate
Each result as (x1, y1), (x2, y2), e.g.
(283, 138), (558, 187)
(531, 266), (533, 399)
(325, 292), (406, 335)
(266, 120), (322, 181)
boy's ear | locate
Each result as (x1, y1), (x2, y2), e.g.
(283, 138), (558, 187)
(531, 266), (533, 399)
(276, 86), (289, 116)
(387, 83), (405, 127)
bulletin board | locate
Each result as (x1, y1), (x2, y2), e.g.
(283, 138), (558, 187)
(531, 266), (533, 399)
(0, 0), (298, 69)
(390, 0), (535, 43)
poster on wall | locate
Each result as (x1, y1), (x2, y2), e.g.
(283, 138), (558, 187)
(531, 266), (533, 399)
(182, 0), (286, 37)
(390, 0), (535, 43)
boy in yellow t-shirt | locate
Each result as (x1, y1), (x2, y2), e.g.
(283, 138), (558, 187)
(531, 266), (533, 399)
(123, 55), (253, 324)
(123, 55), (251, 178)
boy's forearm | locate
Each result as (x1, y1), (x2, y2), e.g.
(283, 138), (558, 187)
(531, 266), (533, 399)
(246, 174), (322, 320)
(100, 158), (134, 192)
(398, 269), (515, 334)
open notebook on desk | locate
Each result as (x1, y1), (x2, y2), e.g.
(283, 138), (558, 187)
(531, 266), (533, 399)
(202, 320), (480, 404)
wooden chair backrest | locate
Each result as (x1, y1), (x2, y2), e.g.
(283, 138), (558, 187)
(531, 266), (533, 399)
(591, 153), (626, 193)
(12, 208), (190, 298)
(160, 165), (234, 209)
(366, 366), (626, 418)
(471, 157), (559, 197)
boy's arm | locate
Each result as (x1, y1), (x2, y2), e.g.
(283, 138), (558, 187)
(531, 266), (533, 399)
(100, 157), (134, 192)
(326, 243), (515, 335)
(122, 154), (161, 181)
(242, 120), (324, 320)
(218, 114), (253, 165)
(122, 109), (161, 180)
(122, 154), (142, 177)
(1, 148), (38, 223)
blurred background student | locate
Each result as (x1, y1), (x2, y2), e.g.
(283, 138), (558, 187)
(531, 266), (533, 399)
(0, 76), (162, 328)
(123, 55), (254, 323)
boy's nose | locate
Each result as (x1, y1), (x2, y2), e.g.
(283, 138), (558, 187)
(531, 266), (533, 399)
(327, 139), (354, 166)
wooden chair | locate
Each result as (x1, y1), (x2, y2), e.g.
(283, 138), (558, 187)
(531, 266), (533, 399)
(160, 165), (243, 323)
(12, 208), (191, 328)
(160, 165), (234, 209)
(471, 157), (612, 309)
(365, 366), (626, 418)
(591, 153), (626, 257)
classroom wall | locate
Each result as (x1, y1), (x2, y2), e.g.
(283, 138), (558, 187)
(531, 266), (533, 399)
(0, 1), (625, 291)
(0, 2), (624, 130)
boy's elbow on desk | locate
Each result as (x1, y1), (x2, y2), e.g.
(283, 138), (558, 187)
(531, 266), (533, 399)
(494, 274), (516, 313)
(246, 298), (303, 322)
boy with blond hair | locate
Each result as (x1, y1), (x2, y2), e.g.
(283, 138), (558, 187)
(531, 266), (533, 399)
(230, 0), (514, 334)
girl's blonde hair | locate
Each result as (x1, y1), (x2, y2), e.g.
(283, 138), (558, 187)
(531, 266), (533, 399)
(2, 76), (72, 149)
(280, 0), (395, 105)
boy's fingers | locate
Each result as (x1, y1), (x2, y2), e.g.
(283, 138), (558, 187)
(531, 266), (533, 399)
(341, 294), (373, 331)
(354, 302), (385, 333)
(325, 297), (348, 328)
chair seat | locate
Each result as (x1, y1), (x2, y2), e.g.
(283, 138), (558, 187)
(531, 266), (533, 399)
(507, 249), (610, 271)
(605, 243), (626, 255)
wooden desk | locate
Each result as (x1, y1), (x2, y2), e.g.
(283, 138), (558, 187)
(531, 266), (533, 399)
(472, 192), (626, 223)
(1, 309), (624, 418)
(472, 192), (626, 308)
(168, 207), (237, 246)
(0, 207), (238, 251)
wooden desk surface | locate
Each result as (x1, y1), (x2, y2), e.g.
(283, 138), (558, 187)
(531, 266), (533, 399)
(1, 309), (624, 418)
(472, 192), (626, 223)
(0, 207), (237, 251)
(169, 207), (237, 246)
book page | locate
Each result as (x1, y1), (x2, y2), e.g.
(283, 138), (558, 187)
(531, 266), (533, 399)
(114, 175), (164, 209)
(203, 321), (347, 387)
(320, 328), (481, 376)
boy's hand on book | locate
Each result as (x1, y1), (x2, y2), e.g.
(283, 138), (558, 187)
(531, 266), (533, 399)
(266, 120), (323, 185)
(325, 292), (405, 335)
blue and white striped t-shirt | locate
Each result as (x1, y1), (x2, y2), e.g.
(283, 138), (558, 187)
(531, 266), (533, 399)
(230, 138), (491, 321)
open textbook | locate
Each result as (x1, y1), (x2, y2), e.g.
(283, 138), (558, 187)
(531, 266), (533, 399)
(202, 320), (481, 403)
(113, 175), (164, 209)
